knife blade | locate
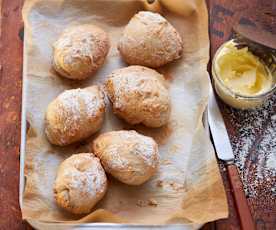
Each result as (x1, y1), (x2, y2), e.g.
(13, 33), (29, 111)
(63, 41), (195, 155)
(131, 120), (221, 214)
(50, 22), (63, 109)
(207, 83), (256, 230)
(207, 86), (234, 162)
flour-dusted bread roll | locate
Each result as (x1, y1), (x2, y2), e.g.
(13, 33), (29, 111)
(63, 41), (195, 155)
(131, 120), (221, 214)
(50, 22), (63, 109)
(105, 66), (170, 128)
(93, 130), (159, 185)
(53, 25), (110, 80)
(54, 153), (107, 214)
(45, 86), (105, 146)
(118, 11), (183, 68)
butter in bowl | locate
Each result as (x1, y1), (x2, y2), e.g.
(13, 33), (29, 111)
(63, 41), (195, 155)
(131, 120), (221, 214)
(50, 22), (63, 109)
(212, 39), (275, 109)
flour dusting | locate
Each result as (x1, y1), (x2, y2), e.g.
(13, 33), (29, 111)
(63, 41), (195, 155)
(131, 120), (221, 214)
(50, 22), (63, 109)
(64, 154), (106, 198)
(223, 93), (276, 198)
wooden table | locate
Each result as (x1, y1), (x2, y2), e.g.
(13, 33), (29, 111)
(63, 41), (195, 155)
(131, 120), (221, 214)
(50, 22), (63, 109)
(0, 0), (275, 229)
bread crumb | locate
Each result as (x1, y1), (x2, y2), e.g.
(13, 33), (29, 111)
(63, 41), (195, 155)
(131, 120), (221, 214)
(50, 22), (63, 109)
(169, 181), (185, 191)
(156, 180), (163, 187)
(148, 198), (158, 206)
(136, 199), (147, 207)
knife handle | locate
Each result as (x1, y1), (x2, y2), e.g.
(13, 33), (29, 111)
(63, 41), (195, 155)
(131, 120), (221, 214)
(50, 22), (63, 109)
(227, 163), (256, 230)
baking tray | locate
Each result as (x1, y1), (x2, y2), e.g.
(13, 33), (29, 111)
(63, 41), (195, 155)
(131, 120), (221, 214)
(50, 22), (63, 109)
(19, 5), (210, 228)
(19, 48), (208, 228)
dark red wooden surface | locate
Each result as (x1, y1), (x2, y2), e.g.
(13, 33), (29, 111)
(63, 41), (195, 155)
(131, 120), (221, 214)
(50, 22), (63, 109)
(208, 1), (276, 230)
(0, 0), (275, 229)
(0, 0), (26, 229)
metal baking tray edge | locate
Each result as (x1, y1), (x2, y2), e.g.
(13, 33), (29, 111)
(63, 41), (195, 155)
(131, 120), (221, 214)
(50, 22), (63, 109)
(19, 36), (207, 230)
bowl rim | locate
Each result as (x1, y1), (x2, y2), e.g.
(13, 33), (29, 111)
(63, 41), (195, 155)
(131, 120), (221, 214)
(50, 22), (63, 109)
(212, 39), (276, 101)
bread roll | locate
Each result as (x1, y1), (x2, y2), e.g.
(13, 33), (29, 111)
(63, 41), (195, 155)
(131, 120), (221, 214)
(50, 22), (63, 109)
(45, 86), (105, 146)
(53, 25), (110, 80)
(93, 130), (159, 185)
(118, 11), (183, 68)
(105, 65), (170, 128)
(54, 153), (107, 214)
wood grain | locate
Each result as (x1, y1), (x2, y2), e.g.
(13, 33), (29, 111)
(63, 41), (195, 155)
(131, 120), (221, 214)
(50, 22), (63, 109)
(0, 0), (32, 229)
(0, 0), (275, 230)
(0, 1), (33, 228)
(207, 0), (276, 230)
(227, 164), (256, 230)
(0, 0), (25, 229)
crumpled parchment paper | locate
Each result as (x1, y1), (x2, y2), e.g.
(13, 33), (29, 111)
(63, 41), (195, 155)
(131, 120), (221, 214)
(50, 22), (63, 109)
(21, 0), (228, 228)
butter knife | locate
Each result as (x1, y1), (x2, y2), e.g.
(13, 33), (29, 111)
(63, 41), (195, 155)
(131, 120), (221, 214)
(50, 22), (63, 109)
(208, 85), (256, 230)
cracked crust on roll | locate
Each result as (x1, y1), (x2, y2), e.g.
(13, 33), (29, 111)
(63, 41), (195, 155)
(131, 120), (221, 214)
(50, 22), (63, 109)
(54, 153), (107, 214)
(93, 130), (159, 185)
(53, 24), (110, 80)
(45, 86), (105, 146)
(105, 65), (171, 128)
(118, 11), (183, 68)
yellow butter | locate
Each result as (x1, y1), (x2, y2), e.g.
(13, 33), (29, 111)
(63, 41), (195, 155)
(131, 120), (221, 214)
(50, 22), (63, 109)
(215, 41), (273, 96)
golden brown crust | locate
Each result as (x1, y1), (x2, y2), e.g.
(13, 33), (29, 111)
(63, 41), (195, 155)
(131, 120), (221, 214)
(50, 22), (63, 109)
(45, 86), (105, 146)
(93, 130), (159, 185)
(53, 24), (110, 80)
(54, 153), (107, 214)
(105, 65), (171, 128)
(118, 11), (183, 68)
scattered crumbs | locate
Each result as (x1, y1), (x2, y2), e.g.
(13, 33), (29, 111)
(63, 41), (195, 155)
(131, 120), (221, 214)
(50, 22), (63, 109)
(136, 199), (158, 207)
(169, 181), (185, 191)
(136, 199), (147, 207)
(156, 180), (163, 187)
(148, 198), (158, 206)
(224, 93), (276, 198)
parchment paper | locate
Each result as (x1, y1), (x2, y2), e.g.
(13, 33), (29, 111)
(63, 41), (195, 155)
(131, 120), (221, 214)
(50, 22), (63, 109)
(21, 0), (228, 227)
